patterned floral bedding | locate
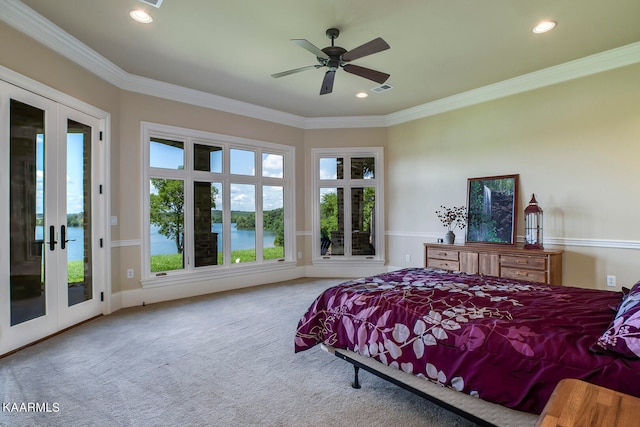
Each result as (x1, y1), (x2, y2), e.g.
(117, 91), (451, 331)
(295, 268), (640, 414)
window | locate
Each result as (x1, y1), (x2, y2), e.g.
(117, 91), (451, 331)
(142, 123), (294, 285)
(313, 148), (384, 264)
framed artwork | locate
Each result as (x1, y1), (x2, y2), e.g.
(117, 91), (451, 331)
(465, 174), (519, 246)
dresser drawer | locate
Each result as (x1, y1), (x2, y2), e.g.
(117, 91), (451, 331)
(501, 267), (547, 283)
(427, 258), (460, 271)
(501, 255), (546, 270)
(424, 243), (563, 285)
(427, 248), (459, 261)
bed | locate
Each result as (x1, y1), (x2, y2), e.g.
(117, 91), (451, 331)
(295, 267), (640, 421)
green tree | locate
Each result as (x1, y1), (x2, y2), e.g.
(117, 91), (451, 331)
(362, 187), (375, 232)
(234, 212), (255, 229)
(320, 192), (338, 238)
(150, 180), (218, 254)
(150, 179), (185, 253)
(264, 208), (284, 247)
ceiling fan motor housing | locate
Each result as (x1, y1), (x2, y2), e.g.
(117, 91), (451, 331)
(319, 46), (347, 70)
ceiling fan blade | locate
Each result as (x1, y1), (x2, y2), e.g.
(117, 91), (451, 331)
(291, 39), (330, 59)
(341, 37), (390, 62)
(342, 64), (390, 84)
(320, 70), (336, 95)
(271, 65), (321, 78)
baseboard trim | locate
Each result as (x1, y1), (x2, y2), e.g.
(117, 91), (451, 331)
(112, 266), (306, 309)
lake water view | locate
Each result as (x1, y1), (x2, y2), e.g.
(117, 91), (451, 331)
(39, 224), (277, 261)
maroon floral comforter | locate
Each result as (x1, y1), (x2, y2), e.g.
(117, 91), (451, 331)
(295, 268), (640, 414)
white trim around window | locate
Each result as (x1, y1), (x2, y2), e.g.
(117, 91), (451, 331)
(311, 147), (385, 266)
(141, 122), (295, 287)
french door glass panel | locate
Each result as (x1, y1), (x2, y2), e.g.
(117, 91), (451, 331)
(66, 119), (93, 307)
(9, 99), (46, 325)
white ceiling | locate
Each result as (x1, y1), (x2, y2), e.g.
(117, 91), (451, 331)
(7, 0), (640, 119)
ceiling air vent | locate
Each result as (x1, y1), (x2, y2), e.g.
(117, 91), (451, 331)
(371, 83), (394, 94)
(138, 0), (163, 7)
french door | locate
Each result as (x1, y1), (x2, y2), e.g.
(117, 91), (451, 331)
(1, 83), (105, 354)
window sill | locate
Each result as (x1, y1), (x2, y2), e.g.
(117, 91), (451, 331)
(141, 260), (297, 288)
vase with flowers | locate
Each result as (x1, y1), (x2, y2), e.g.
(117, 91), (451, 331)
(435, 205), (467, 244)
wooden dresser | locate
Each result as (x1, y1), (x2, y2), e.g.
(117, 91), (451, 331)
(424, 243), (563, 285)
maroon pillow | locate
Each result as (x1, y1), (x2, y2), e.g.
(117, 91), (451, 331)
(594, 281), (640, 358)
(610, 286), (631, 312)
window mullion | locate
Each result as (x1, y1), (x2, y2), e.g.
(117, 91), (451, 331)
(255, 182), (264, 262)
(184, 174), (194, 270)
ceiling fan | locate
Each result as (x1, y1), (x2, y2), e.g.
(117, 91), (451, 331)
(271, 28), (391, 95)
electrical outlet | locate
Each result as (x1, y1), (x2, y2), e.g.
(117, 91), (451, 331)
(127, 268), (134, 279)
(606, 275), (616, 287)
(297, 251), (303, 260)
(405, 254), (411, 263)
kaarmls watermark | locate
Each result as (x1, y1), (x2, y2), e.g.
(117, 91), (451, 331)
(2, 402), (60, 413)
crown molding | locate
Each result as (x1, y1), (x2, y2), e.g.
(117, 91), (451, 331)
(303, 115), (389, 129)
(2, 0), (640, 130)
(121, 73), (307, 128)
(386, 41), (640, 126)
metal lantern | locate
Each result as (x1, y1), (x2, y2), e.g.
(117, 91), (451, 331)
(524, 194), (543, 249)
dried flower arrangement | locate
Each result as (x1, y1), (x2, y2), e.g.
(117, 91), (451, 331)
(435, 206), (467, 232)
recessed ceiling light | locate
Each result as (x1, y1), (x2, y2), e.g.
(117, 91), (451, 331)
(532, 20), (557, 34)
(130, 9), (153, 24)
(356, 92), (368, 98)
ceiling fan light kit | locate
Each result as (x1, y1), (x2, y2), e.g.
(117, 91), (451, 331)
(272, 28), (391, 95)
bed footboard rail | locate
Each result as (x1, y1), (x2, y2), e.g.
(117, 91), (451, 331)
(332, 348), (537, 427)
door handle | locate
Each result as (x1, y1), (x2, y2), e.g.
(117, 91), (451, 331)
(46, 225), (57, 250)
(60, 225), (76, 250)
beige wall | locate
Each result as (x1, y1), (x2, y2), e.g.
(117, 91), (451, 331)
(3, 20), (639, 302)
(116, 91), (305, 293)
(387, 63), (640, 289)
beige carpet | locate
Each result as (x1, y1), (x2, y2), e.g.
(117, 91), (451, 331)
(1, 278), (485, 426)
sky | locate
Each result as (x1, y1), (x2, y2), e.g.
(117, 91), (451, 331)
(149, 141), (284, 211)
(36, 133), (85, 215)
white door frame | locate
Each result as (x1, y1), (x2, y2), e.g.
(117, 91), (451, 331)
(0, 68), (111, 355)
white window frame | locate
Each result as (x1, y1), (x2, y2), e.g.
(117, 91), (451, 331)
(312, 147), (385, 265)
(141, 122), (295, 287)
